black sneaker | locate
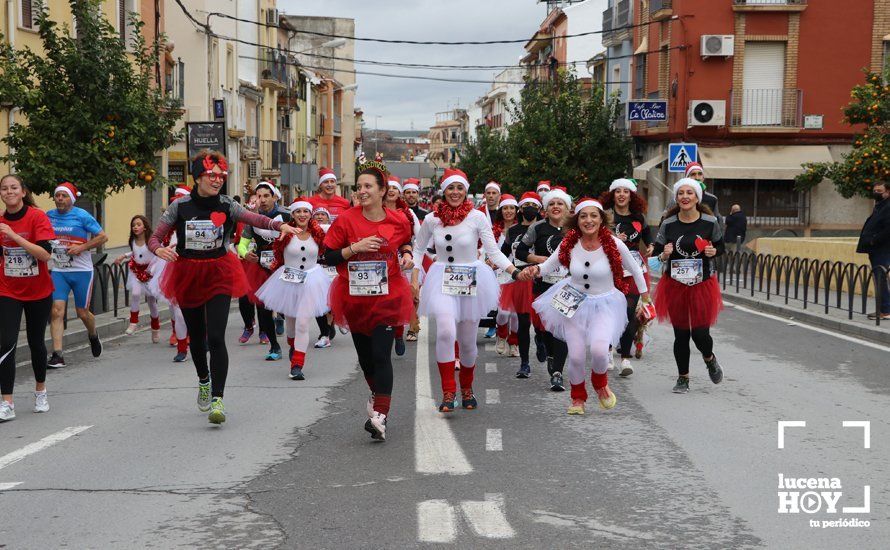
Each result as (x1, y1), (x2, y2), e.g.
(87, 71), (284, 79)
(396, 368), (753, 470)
(535, 334), (547, 363)
(89, 334), (102, 358)
(394, 338), (406, 356)
(461, 389), (478, 410)
(705, 356), (723, 384)
(516, 362), (531, 379)
(549, 371), (565, 392)
(173, 352), (188, 363)
(289, 366), (305, 380)
(672, 376), (690, 394)
(47, 352), (66, 369)
(275, 316), (285, 336)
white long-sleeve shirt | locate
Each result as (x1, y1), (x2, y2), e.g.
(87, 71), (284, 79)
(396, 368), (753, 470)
(537, 236), (647, 295)
(413, 208), (511, 270)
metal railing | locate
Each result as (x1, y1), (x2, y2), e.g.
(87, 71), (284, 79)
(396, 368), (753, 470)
(260, 51), (287, 86)
(260, 140), (287, 171)
(650, 0), (672, 14)
(733, 0), (806, 5)
(165, 58), (185, 108)
(730, 88), (803, 128)
(717, 247), (889, 326)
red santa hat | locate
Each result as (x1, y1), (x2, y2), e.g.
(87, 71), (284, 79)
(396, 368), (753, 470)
(485, 181), (501, 193)
(174, 184), (192, 197)
(54, 182), (81, 202)
(684, 162), (704, 178)
(440, 168), (469, 193)
(536, 181), (552, 193)
(312, 206), (331, 219)
(518, 191), (542, 209)
(542, 185), (572, 209)
(609, 178), (637, 193)
(318, 167), (337, 186)
(403, 178), (420, 192)
(499, 194), (518, 208)
(255, 180), (282, 200)
(387, 175), (403, 193)
(288, 199), (314, 213)
(574, 197), (605, 215)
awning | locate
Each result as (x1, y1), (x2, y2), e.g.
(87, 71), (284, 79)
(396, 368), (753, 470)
(634, 36), (649, 55)
(698, 145), (833, 180)
(633, 153), (666, 180)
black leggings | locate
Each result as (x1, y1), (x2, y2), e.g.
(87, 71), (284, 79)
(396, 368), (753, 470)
(544, 331), (568, 374)
(0, 295), (52, 395)
(517, 313), (531, 363)
(256, 305), (279, 350)
(316, 315), (331, 338)
(618, 294), (641, 358)
(239, 296), (255, 329)
(181, 294), (232, 398)
(351, 325), (394, 396)
(672, 327), (714, 376)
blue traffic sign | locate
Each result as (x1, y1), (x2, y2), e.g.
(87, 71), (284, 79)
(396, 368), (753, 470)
(628, 100), (668, 122)
(668, 143), (698, 173)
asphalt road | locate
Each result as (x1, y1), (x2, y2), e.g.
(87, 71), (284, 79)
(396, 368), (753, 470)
(1, 303), (888, 549)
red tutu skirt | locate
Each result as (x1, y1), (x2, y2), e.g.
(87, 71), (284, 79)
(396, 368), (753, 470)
(653, 275), (723, 328)
(242, 259), (272, 305)
(623, 271), (652, 296)
(329, 273), (414, 335)
(499, 279), (534, 315)
(160, 253), (249, 309)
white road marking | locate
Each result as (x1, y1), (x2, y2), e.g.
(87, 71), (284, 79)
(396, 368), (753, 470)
(414, 318), (473, 475)
(0, 482), (22, 491)
(417, 500), (457, 543)
(485, 389), (500, 405)
(485, 362), (497, 373)
(729, 304), (890, 353)
(486, 429), (503, 451)
(0, 426), (92, 471)
(460, 494), (515, 539)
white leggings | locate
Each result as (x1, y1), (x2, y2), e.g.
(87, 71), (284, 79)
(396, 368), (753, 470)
(285, 316), (311, 354)
(563, 320), (611, 387)
(171, 305), (187, 339)
(130, 283), (159, 319)
(435, 317), (480, 367)
(495, 309), (518, 332)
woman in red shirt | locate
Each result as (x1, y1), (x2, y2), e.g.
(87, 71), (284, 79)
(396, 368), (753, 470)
(0, 174), (56, 421)
(323, 162), (414, 441)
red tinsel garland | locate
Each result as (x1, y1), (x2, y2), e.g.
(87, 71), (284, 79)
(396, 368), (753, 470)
(557, 227), (628, 294)
(491, 220), (504, 242)
(128, 259), (153, 283)
(434, 200), (474, 227)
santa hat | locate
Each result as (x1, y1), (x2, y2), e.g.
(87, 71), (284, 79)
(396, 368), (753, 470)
(403, 178), (420, 192)
(54, 182), (81, 202)
(536, 181), (551, 193)
(288, 199), (313, 213)
(387, 175), (403, 193)
(543, 185), (572, 209)
(684, 162), (704, 178)
(255, 180), (281, 200)
(673, 177), (703, 203)
(518, 191), (542, 209)
(485, 181), (501, 193)
(609, 178), (637, 193)
(312, 207), (331, 219)
(440, 168), (469, 193)
(499, 194), (518, 208)
(174, 185), (192, 197)
(574, 197), (604, 215)
(318, 167), (337, 186)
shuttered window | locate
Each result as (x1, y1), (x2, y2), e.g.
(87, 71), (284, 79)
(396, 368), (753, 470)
(742, 42), (786, 126)
(21, 0), (34, 29)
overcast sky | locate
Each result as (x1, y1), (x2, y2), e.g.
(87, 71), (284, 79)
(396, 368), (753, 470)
(279, 0), (550, 132)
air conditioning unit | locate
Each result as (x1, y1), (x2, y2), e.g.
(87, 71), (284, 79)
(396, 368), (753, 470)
(248, 160), (261, 179)
(689, 100), (726, 127)
(701, 35), (734, 58)
(266, 8), (279, 25)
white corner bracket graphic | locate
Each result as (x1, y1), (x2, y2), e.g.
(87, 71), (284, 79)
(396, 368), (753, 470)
(842, 421), (871, 449)
(777, 420), (806, 449)
(842, 486), (871, 514)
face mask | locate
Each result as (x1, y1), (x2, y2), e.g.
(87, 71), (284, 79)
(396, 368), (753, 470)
(874, 192), (885, 201)
(521, 207), (538, 222)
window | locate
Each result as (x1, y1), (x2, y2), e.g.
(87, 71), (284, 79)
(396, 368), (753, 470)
(634, 54), (646, 99)
(741, 42), (786, 126)
(883, 41), (889, 84)
(226, 46), (235, 90)
(20, 0), (38, 29)
(119, 0), (138, 47)
(711, 178), (806, 226)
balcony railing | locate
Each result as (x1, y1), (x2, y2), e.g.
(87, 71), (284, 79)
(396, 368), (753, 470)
(730, 88), (803, 128)
(602, 7), (614, 43)
(733, 0), (806, 6)
(650, 0), (672, 19)
(240, 136), (259, 158)
(260, 51), (287, 89)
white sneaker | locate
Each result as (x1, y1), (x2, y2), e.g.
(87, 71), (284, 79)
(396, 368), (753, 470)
(151, 329), (160, 344)
(125, 323), (138, 335)
(367, 394), (375, 418)
(34, 391), (49, 413)
(607, 354), (615, 371)
(619, 358), (634, 377)
(0, 400), (15, 421)
(495, 337), (507, 355)
(368, 412), (387, 441)
(314, 336), (331, 349)
(509, 344), (520, 357)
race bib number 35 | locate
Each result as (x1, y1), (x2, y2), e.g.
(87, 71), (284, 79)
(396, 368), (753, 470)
(670, 258), (703, 286)
(184, 220), (223, 251)
(551, 284), (586, 318)
(442, 265), (477, 296)
(4, 247), (38, 278)
(349, 261), (388, 296)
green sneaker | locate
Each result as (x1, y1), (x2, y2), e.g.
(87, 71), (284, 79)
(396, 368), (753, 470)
(197, 381), (211, 412)
(208, 397), (226, 424)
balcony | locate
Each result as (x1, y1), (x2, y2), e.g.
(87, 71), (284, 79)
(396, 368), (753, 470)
(730, 88), (803, 129)
(601, 7), (615, 45)
(260, 140), (287, 174)
(164, 58), (185, 110)
(650, 0), (672, 21)
(732, 0), (807, 11)
(260, 51), (287, 91)
(240, 136), (259, 159)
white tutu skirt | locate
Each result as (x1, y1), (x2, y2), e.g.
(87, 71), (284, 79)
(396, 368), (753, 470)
(418, 260), (500, 322)
(533, 280), (628, 347)
(255, 265), (331, 319)
(128, 260), (165, 301)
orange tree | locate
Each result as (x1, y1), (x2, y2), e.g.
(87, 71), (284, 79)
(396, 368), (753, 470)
(795, 64), (890, 198)
(0, 0), (181, 201)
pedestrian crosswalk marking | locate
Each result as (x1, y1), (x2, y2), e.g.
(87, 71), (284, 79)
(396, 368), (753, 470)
(418, 494), (515, 542)
(485, 362), (497, 373)
(485, 389), (500, 404)
(486, 429), (503, 451)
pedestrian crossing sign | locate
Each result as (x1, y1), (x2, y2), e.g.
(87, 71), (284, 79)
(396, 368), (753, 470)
(668, 143), (698, 173)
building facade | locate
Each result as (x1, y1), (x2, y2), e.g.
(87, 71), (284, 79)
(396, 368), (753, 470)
(428, 109), (469, 170)
(599, 0), (634, 130)
(631, 0), (890, 234)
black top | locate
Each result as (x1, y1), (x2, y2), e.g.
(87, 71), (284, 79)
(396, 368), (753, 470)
(653, 213), (725, 282)
(410, 205), (430, 222)
(516, 219), (565, 294)
(156, 192), (243, 259)
(242, 205), (292, 254)
(611, 210), (651, 252)
(724, 211), (747, 245)
(857, 198), (890, 255)
(501, 223), (532, 266)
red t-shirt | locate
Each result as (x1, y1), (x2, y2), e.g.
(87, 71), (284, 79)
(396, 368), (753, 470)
(323, 205), (412, 280)
(0, 206), (56, 301)
(308, 193), (352, 222)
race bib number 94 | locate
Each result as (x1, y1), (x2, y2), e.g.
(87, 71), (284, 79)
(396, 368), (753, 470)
(185, 220), (223, 251)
